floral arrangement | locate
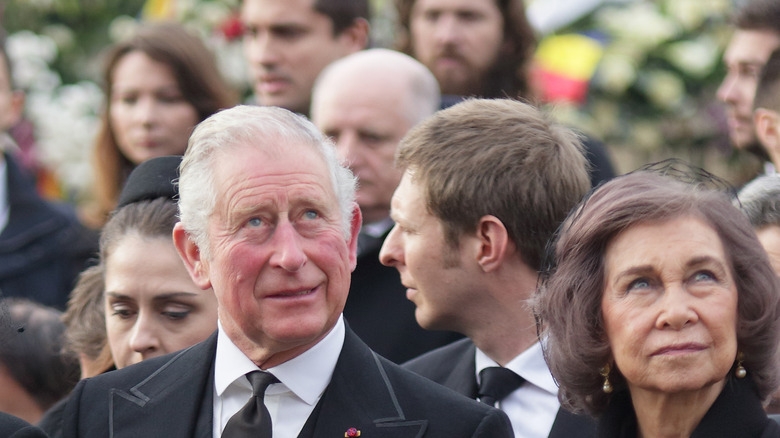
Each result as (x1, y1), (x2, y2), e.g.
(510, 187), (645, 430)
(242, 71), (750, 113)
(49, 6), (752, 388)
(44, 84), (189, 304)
(535, 0), (759, 182)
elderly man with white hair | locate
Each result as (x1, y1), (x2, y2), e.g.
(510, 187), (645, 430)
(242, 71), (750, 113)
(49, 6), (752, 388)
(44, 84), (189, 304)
(60, 105), (513, 438)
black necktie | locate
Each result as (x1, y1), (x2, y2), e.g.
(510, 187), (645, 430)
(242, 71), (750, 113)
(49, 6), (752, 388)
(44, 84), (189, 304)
(222, 371), (279, 438)
(477, 367), (525, 407)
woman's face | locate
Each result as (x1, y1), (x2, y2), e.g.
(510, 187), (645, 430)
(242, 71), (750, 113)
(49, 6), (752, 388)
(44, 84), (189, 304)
(601, 216), (738, 396)
(104, 234), (218, 369)
(109, 50), (199, 165)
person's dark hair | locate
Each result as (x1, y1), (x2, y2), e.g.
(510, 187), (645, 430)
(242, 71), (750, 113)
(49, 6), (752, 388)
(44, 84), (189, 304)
(733, 0), (780, 34)
(313, 0), (370, 35)
(394, 0), (536, 99)
(90, 22), (236, 226)
(0, 298), (80, 411)
(397, 98), (590, 270)
(61, 265), (107, 363)
(754, 49), (780, 112)
(535, 170), (780, 415)
(99, 197), (179, 262)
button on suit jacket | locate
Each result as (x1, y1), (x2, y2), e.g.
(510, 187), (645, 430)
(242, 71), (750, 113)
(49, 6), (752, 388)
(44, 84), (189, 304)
(62, 327), (513, 437)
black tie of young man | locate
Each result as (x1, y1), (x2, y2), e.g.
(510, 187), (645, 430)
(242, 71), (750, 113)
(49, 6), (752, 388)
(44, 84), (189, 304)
(477, 367), (525, 407)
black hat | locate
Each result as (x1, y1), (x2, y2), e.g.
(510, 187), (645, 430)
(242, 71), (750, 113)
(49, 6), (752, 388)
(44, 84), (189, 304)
(116, 155), (182, 209)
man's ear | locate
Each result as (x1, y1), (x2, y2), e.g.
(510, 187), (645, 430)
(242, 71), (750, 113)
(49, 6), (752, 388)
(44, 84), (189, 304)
(475, 215), (510, 273)
(755, 108), (780, 164)
(337, 17), (370, 52)
(173, 222), (213, 290)
(347, 203), (362, 271)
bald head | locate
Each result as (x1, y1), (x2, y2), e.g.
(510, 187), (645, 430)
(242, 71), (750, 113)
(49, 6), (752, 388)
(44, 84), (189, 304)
(310, 49), (440, 223)
(312, 48), (439, 125)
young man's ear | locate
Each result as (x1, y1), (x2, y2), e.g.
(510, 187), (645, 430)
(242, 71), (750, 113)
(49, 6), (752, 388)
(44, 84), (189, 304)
(337, 17), (370, 52)
(755, 108), (780, 166)
(475, 215), (510, 273)
(173, 223), (213, 290)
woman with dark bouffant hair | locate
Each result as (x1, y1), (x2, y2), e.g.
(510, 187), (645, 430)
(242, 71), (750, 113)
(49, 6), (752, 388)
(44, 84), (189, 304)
(84, 22), (236, 228)
(536, 168), (780, 437)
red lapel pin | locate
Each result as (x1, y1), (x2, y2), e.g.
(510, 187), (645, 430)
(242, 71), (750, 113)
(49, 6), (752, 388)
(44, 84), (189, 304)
(345, 427), (361, 437)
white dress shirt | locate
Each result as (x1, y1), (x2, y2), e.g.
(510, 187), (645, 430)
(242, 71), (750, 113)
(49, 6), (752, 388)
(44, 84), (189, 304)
(213, 316), (345, 437)
(475, 341), (560, 438)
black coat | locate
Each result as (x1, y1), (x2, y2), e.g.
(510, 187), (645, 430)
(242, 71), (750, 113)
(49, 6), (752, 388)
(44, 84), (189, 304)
(61, 328), (514, 437)
(598, 377), (780, 437)
(0, 412), (48, 437)
(0, 154), (97, 310)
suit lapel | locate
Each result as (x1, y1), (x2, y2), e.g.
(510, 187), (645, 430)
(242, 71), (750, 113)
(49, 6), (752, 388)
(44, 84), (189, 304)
(304, 328), (427, 438)
(109, 333), (217, 437)
(440, 341), (479, 398)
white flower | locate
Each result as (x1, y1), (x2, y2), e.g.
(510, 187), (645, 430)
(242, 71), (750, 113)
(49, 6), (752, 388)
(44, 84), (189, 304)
(7, 31), (58, 65)
(639, 69), (686, 110)
(664, 0), (731, 31)
(596, 2), (679, 49)
(664, 36), (720, 78)
(109, 16), (140, 43)
(594, 51), (637, 95)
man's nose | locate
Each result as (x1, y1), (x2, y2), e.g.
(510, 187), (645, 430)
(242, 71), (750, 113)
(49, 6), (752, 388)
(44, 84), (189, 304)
(379, 224), (403, 268)
(270, 220), (307, 272)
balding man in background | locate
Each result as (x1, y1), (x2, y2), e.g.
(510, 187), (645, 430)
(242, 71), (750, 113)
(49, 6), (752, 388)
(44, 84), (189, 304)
(310, 49), (461, 363)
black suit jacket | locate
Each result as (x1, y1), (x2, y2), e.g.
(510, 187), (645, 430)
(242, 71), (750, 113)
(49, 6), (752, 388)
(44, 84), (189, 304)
(0, 412), (48, 438)
(345, 229), (462, 363)
(404, 338), (596, 438)
(62, 328), (513, 437)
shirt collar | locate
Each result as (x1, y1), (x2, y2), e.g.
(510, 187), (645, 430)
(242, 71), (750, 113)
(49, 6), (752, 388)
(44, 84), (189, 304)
(214, 315), (345, 405)
(475, 341), (559, 396)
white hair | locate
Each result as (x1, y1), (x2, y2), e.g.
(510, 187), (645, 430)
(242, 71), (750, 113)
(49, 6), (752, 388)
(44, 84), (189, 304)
(177, 105), (357, 257)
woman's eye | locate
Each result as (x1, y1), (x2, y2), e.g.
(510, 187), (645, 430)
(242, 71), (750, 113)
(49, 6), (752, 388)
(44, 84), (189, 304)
(626, 278), (650, 292)
(692, 271), (715, 282)
(162, 310), (190, 320)
(118, 96), (137, 105)
(111, 306), (134, 319)
(158, 94), (185, 104)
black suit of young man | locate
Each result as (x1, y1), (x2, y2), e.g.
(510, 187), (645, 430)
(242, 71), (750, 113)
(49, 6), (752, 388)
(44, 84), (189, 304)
(405, 338), (597, 438)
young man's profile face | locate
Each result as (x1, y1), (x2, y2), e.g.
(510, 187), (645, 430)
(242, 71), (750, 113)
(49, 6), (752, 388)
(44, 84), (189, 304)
(717, 29), (780, 149)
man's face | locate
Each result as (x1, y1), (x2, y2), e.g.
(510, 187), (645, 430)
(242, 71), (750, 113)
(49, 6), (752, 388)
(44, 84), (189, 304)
(241, 0), (363, 115)
(410, 0), (504, 96)
(0, 56), (23, 133)
(199, 141), (359, 365)
(717, 29), (780, 149)
(311, 77), (410, 224)
(379, 172), (477, 332)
